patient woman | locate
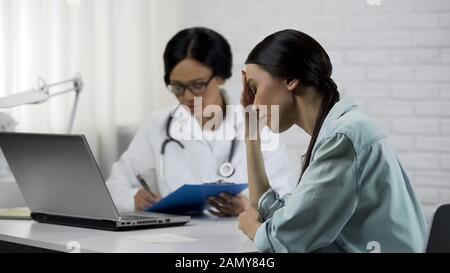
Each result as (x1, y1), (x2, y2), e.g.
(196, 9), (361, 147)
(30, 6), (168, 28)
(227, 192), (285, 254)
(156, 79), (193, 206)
(238, 29), (427, 252)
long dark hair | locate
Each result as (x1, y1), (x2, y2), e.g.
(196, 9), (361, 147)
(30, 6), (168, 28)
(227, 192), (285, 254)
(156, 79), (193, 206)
(163, 27), (232, 85)
(245, 29), (340, 178)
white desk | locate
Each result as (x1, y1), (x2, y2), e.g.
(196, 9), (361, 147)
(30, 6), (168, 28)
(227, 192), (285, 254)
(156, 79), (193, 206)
(0, 215), (257, 253)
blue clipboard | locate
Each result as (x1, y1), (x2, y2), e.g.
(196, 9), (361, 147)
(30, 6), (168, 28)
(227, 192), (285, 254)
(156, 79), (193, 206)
(146, 182), (248, 215)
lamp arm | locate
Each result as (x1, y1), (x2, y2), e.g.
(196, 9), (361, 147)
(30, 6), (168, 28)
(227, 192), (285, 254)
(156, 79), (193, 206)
(0, 73), (84, 133)
(67, 90), (80, 133)
(42, 73), (84, 133)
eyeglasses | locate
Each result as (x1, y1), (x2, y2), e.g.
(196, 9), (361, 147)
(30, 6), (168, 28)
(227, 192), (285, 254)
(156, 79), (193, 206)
(167, 74), (215, 96)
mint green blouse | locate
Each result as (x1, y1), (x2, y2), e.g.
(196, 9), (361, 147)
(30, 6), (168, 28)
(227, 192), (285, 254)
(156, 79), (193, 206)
(254, 98), (427, 253)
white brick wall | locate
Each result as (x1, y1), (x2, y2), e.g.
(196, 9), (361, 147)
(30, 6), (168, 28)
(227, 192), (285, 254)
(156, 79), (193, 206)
(179, 0), (450, 222)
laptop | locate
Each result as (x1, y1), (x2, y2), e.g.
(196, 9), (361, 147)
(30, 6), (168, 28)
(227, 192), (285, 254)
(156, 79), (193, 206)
(0, 132), (190, 231)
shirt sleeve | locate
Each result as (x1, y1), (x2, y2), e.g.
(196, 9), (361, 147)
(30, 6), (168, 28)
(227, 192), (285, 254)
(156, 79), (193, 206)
(254, 133), (359, 253)
(106, 118), (158, 212)
(257, 189), (289, 220)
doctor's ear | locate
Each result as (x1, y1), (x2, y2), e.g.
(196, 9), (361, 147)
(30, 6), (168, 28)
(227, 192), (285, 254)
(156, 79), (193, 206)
(285, 78), (299, 92)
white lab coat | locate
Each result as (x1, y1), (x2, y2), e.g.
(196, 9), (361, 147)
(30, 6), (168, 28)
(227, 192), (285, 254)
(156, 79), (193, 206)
(106, 91), (298, 212)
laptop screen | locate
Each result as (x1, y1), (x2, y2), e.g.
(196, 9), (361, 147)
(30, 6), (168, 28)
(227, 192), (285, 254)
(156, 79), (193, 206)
(0, 132), (119, 220)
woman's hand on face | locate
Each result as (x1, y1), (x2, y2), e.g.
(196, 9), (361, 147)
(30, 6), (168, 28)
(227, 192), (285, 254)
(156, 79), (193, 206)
(238, 205), (262, 240)
(208, 193), (250, 217)
(240, 70), (255, 108)
(241, 70), (260, 142)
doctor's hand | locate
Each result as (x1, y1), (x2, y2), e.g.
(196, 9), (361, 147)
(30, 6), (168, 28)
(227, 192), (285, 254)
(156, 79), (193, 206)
(134, 189), (162, 211)
(208, 193), (250, 217)
(238, 205), (262, 240)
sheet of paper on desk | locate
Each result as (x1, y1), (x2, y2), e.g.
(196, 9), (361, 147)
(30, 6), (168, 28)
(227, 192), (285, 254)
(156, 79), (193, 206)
(128, 233), (197, 244)
(0, 207), (31, 220)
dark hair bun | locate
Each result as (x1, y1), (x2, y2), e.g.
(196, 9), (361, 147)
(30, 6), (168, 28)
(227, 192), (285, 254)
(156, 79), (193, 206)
(163, 27), (232, 85)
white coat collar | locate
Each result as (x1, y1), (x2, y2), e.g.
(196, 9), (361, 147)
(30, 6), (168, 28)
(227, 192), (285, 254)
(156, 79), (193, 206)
(168, 89), (243, 143)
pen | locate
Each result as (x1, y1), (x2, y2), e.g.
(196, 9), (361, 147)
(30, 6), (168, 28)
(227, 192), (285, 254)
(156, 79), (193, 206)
(136, 174), (151, 193)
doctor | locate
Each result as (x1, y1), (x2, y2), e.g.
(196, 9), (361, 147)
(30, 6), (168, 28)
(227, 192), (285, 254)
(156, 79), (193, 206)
(106, 27), (296, 216)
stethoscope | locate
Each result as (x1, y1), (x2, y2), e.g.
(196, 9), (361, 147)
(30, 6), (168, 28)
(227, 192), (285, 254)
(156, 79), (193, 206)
(159, 105), (237, 191)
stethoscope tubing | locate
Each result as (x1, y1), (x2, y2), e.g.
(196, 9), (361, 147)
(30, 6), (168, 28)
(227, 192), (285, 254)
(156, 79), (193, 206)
(159, 105), (237, 192)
